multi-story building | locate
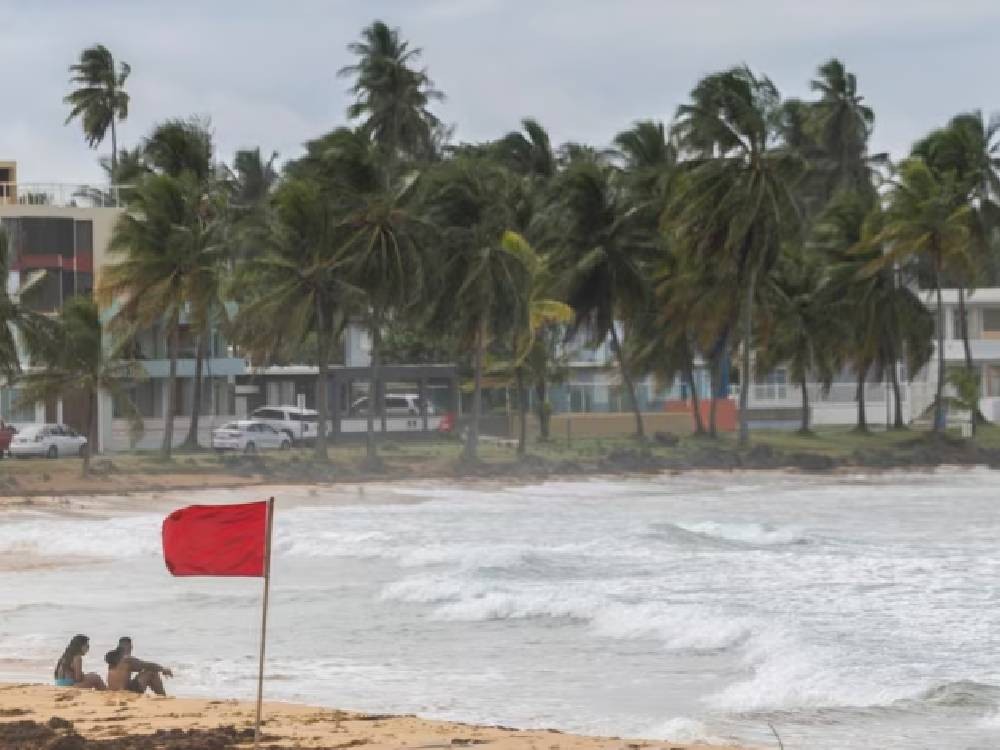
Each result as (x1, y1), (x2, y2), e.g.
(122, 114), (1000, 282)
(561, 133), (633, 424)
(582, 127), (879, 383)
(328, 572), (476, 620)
(0, 163), (246, 451)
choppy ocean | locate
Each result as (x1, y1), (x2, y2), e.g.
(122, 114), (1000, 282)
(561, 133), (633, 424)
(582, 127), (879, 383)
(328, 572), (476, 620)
(0, 471), (997, 749)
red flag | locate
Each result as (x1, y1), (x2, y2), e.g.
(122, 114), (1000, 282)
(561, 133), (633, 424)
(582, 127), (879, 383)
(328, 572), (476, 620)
(162, 501), (268, 577)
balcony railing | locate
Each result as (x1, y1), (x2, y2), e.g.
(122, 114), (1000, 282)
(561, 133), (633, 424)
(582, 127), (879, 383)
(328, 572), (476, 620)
(0, 182), (127, 209)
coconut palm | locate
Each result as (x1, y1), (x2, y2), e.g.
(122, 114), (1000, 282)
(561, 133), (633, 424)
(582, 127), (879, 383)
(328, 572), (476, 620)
(554, 159), (649, 441)
(330, 129), (430, 469)
(671, 65), (804, 447)
(496, 118), (557, 180)
(339, 20), (443, 175)
(16, 297), (144, 473)
(100, 172), (223, 458)
(230, 178), (358, 461)
(809, 59), (879, 197)
(757, 251), (842, 434)
(425, 158), (532, 461)
(0, 229), (50, 380)
(862, 159), (971, 432)
(64, 44), (130, 172)
(501, 231), (572, 455)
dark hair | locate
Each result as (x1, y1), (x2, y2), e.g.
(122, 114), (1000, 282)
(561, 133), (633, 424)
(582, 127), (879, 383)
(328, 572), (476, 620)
(118, 636), (132, 647)
(55, 634), (89, 679)
(105, 648), (123, 668)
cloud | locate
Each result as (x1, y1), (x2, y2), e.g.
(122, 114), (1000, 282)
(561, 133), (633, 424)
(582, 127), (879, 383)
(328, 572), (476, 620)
(4, 1), (999, 183)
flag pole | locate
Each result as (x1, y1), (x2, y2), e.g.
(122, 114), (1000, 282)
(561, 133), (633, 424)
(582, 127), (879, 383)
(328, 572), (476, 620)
(254, 497), (275, 749)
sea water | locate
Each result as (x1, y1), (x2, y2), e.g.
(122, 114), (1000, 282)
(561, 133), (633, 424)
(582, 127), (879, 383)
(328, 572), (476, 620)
(0, 471), (997, 749)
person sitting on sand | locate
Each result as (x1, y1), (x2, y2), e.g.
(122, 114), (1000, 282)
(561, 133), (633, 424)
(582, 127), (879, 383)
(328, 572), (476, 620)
(54, 634), (106, 689)
(104, 636), (172, 696)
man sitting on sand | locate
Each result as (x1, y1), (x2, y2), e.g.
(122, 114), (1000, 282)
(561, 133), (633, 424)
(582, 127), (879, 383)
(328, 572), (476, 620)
(104, 636), (173, 696)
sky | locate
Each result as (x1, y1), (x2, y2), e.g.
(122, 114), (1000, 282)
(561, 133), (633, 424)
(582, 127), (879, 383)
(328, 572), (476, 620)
(3, 0), (1000, 184)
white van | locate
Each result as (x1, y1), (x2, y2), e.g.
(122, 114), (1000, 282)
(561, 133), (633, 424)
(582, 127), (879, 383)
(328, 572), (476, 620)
(250, 405), (320, 443)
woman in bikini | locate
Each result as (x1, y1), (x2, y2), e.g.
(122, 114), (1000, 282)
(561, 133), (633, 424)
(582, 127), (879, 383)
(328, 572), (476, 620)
(54, 634), (106, 689)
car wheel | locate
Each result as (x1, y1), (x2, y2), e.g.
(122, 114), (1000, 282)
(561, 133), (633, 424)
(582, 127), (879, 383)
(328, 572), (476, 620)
(46, 445), (58, 459)
(280, 439), (291, 451)
(244, 442), (256, 455)
(283, 430), (295, 444)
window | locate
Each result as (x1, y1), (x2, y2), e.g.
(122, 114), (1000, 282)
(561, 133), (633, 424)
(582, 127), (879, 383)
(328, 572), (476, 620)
(253, 408), (282, 420)
(982, 309), (1000, 335)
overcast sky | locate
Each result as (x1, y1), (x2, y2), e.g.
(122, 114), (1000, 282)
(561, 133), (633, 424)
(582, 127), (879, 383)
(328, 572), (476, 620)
(3, 0), (999, 184)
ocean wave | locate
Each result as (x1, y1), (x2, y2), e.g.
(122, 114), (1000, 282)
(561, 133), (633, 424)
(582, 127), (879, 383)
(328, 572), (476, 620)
(655, 520), (811, 547)
(646, 717), (730, 745)
(0, 514), (161, 559)
(915, 679), (1000, 708)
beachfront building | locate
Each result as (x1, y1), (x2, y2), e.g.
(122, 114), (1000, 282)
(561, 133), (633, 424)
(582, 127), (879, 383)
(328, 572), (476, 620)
(0, 163), (245, 452)
(744, 287), (1000, 428)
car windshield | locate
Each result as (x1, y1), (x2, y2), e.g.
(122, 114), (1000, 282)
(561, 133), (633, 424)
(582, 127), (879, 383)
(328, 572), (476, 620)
(220, 422), (242, 431)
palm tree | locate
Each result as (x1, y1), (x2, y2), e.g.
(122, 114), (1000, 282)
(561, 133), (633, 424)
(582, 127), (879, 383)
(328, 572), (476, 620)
(230, 178), (357, 461)
(554, 159), (649, 441)
(339, 20), (444, 175)
(809, 59), (878, 197)
(426, 158), (532, 461)
(757, 251), (842, 434)
(64, 44), (130, 173)
(501, 231), (572, 455)
(671, 66), (804, 447)
(142, 118), (220, 449)
(17, 297), (144, 473)
(0, 229), (49, 380)
(863, 159), (971, 432)
(330, 129), (429, 469)
(100, 172), (221, 458)
(496, 119), (557, 180)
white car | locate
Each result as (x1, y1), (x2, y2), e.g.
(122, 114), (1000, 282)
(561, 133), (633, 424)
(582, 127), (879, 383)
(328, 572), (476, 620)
(10, 424), (89, 459)
(350, 393), (436, 417)
(249, 406), (320, 443)
(212, 420), (292, 453)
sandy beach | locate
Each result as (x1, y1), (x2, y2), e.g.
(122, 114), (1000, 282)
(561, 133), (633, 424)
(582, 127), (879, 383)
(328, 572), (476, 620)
(0, 683), (753, 749)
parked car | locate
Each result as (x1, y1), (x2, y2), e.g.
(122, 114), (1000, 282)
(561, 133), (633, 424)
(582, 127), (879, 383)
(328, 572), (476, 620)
(249, 406), (320, 443)
(212, 420), (292, 454)
(10, 424), (88, 459)
(350, 393), (436, 417)
(0, 422), (16, 457)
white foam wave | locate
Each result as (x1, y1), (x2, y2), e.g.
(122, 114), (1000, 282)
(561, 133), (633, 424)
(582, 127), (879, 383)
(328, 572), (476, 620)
(979, 711), (1000, 730)
(647, 717), (729, 745)
(0, 514), (161, 559)
(674, 520), (809, 546)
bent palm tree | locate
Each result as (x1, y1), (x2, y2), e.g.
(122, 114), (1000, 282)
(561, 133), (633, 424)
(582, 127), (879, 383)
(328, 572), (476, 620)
(64, 44), (130, 172)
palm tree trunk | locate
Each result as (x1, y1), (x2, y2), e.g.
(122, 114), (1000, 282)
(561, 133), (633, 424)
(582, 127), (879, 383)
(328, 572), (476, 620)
(82, 387), (96, 475)
(110, 118), (118, 181)
(708, 354), (719, 438)
(181, 332), (207, 450)
(738, 268), (756, 448)
(683, 358), (705, 435)
(889, 359), (905, 429)
(465, 317), (485, 462)
(314, 297), (329, 461)
(161, 314), (180, 459)
(855, 364), (869, 432)
(958, 285), (973, 371)
(609, 324), (645, 441)
(516, 366), (527, 456)
(934, 268), (947, 433)
(534, 378), (550, 441)
(799, 373), (811, 434)
(366, 314), (383, 469)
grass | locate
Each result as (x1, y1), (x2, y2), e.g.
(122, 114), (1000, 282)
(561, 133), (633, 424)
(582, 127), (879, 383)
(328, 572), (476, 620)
(1, 423), (997, 495)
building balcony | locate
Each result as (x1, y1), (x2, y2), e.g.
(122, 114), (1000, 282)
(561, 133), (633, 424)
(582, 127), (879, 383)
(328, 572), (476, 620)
(0, 182), (127, 209)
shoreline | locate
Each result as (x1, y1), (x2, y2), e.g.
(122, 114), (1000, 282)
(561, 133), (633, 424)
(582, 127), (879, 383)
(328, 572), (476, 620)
(0, 683), (753, 749)
(1, 429), (999, 502)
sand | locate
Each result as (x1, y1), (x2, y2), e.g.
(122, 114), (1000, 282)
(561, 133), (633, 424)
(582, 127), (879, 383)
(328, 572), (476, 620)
(0, 683), (754, 749)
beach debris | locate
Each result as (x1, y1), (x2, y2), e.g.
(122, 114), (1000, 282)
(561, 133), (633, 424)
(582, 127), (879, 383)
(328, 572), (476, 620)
(46, 717), (74, 730)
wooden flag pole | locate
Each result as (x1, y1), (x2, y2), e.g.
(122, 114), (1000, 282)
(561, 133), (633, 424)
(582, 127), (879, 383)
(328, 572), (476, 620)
(254, 497), (275, 749)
